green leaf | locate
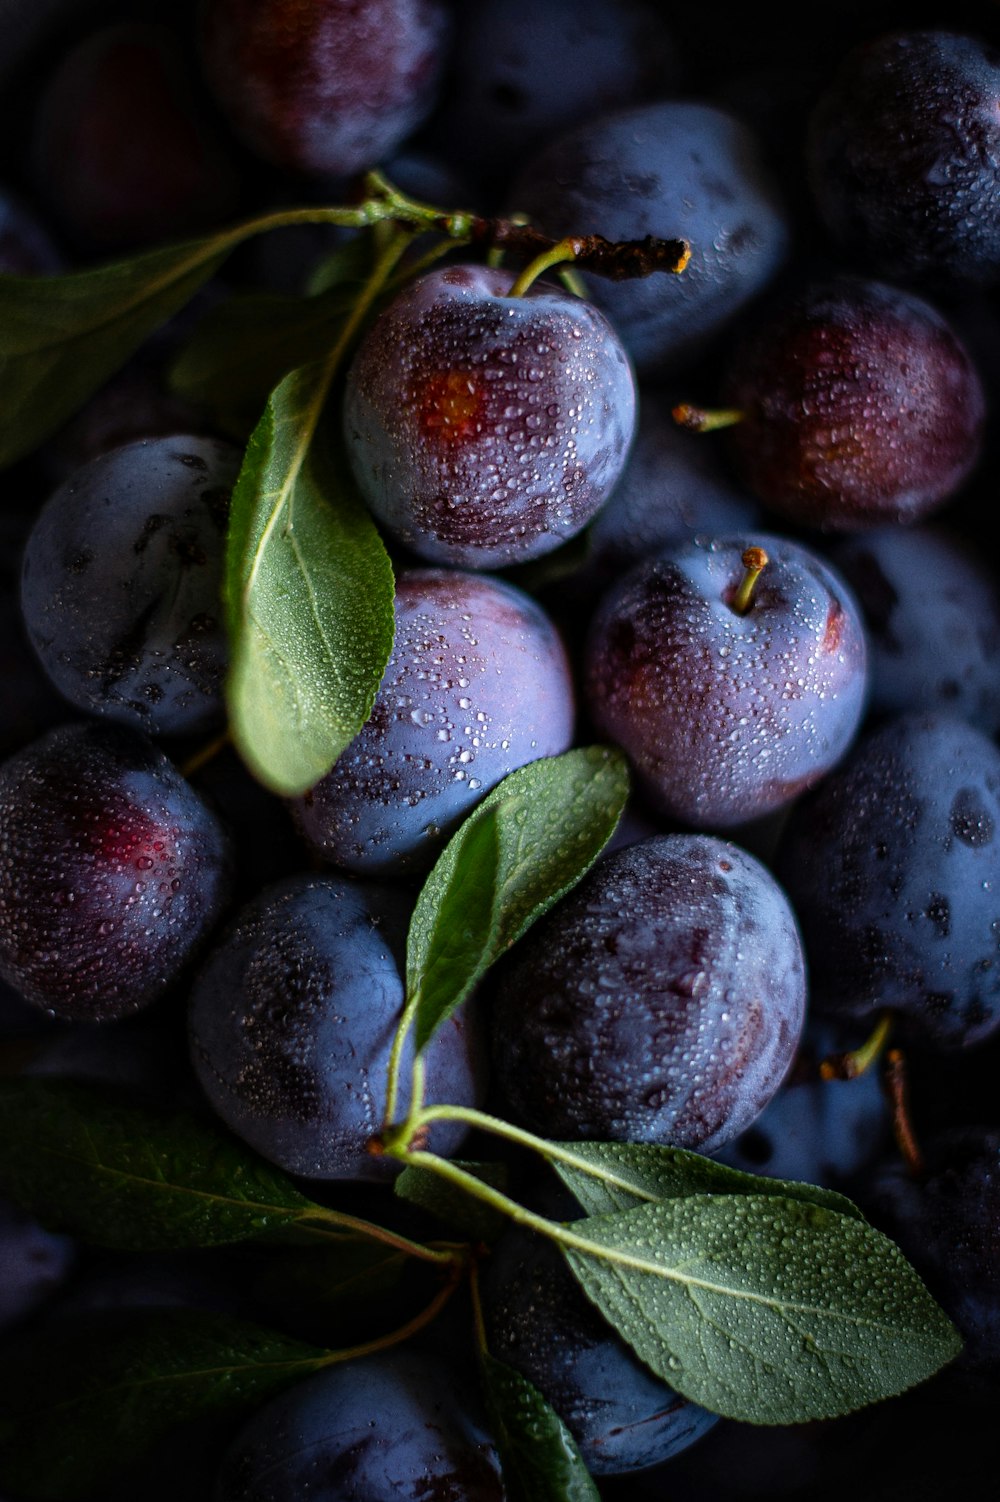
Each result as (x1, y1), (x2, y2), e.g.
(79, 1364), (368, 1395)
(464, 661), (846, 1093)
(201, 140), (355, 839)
(0, 1077), (325, 1250)
(168, 284), (358, 440)
(550, 1140), (866, 1222)
(224, 359), (395, 796)
(407, 746), (630, 1052)
(480, 1351), (601, 1502)
(560, 1194), (962, 1424)
(0, 1309), (333, 1501)
(395, 1159), (510, 1242)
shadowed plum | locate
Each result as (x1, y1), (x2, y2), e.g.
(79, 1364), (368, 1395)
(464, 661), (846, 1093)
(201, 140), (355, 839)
(489, 833), (807, 1154)
(213, 1346), (505, 1501)
(343, 262), (637, 570)
(0, 1196), (75, 1335)
(0, 721), (233, 1022)
(198, 0), (451, 179)
(508, 101), (790, 377)
(807, 30), (1000, 289)
(480, 1187), (720, 1474)
(188, 873), (484, 1181)
(827, 524), (1000, 736)
(291, 567), (575, 876)
(774, 712), (1000, 1051)
(718, 276), (987, 532)
(30, 21), (241, 251)
(21, 436), (240, 738)
(584, 533), (868, 830)
(0, 184), (61, 274)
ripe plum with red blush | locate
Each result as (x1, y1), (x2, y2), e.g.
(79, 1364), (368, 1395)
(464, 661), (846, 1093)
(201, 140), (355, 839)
(343, 262), (637, 570)
(488, 833), (806, 1154)
(30, 22), (241, 252)
(198, 0), (451, 179)
(584, 533), (868, 830)
(773, 711), (1000, 1051)
(291, 567), (575, 876)
(0, 721), (233, 1023)
(718, 275), (987, 532)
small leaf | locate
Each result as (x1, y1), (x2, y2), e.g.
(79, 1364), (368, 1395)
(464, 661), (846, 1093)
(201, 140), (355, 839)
(561, 1194), (962, 1424)
(0, 1309), (333, 1501)
(168, 285), (357, 439)
(0, 1077), (324, 1249)
(0, 215), (331, 469)
(225, 360), (395, 796)
(407, 746), (630, 1052)
(551, 1140), (866, 1222)
(395, 1159), (510, 1241)
(480, 1351), (601, 1502)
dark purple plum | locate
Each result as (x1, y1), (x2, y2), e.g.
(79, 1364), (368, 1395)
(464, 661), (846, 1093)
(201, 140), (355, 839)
(714, 1019), (890, 1191)
(430, 0), (681, 191)
(0, 721), (233, 1023)
(30, 21), (241, 251)
(198, 0), (451, 179)
(213, 1346), (505, 1501)
(489, 833), (807, 1154)
(0, 184), (61, 274)
(774, 712), (1000, 1051)
(21, 436), (240, 738)
(188, 873), (484, 1181)
(859, 1127), (1000, 1378)
(0, 1197), (75, 1335)
(560, 394), (762, 601)
(827, 525), (1000, 736)
(508, 101), (790, 377)
(343, 262), (637, 570)
(807, 31), (1000, 289)
(480, 1181), (719, 1475)
(291, 567), (575, 876)
(584, 533), (868, 830)
(719, 276), (987, 532)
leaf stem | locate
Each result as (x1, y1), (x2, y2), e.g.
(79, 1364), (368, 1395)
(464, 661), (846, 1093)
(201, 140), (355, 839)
(295, 1204), (462, 1267)
(317, 1257), (466, 1368)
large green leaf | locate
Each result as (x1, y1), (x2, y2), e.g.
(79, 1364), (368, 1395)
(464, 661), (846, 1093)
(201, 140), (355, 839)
(561, 1194), (961, 1424)
(224, 359), (395, 796)
(406, 746), (629, 1052)
(480, 1352), (601, 1502)
(0, 1309), (333, 1500)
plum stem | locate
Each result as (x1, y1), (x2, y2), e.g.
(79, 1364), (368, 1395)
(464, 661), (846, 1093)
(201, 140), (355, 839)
(731, 547), (769, 615)
(882, 1047), (925, 1177)
(508, 237), (588, 297)
(820, 1012), (894, 1081)
(672, 403), (745, 433)
(180, 729), (229, 779)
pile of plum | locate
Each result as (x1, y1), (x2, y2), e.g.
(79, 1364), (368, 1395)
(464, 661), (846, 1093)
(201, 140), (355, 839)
(2, 2), (1000, 1499)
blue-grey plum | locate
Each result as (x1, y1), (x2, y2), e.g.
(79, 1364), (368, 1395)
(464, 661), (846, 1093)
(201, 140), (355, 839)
(827, 525), (1000, 736)
(480, 1181), (720, 1474)
(0, 721), (233, 1023)
(343, 262), (637, 570)
(489, 833), (806, 1154)
(0, 1197), (75, 1335)
(774, 712), (1000, 1050)
(508, 101), (790, 377)
(188, 873), (485, 1181)
(213, 1346), (505, 1501)
(291, 568), (575, 876)
(21, 436), (240, 738)
(584, 533), (869, 829)
(0, 184), (61, 273)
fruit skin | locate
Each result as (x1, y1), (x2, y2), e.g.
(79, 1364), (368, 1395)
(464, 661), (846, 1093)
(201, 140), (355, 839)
(0, 721), (233, 1023)
(291, 567), (575, 876)
(343, 262), (637, 570)
(0, 1197), (75, 1335)
(584, 533), (868, 830)
(489, 833), (807, 1154)
(188, 873), (484, 1182)
(480, 1185), (720, 1474)
(807, 30), (1000, 289)
(720, 276), (987, 532)
(198, 0), (451, 179)
(21, 436), (239, 738)
(508, 101), (790, 377)
(773, 711), (1000, 1051)
(213, 1346), (505, 1501)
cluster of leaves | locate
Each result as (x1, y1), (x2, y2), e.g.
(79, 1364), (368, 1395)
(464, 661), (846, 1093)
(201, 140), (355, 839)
(0, 186), (962, 1500)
